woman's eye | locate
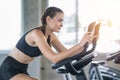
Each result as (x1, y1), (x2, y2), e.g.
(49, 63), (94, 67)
(57, 19), (61, 22)
(57, 19), (63, 22)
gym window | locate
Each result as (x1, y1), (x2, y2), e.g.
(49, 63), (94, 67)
(0, 0), (21, 51)
(49, 0), (120, 53)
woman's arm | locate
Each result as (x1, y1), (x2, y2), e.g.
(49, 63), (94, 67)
(32, 29), (92, 64)
(50, 33), (67, 52)
(50, 33), (84, 57)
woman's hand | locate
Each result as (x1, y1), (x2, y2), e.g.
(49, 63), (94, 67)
(78, 21), (100, 47)
(87, 21), (100, 42)
(93, 33), (99, 41)
(78, 32), (93, 47)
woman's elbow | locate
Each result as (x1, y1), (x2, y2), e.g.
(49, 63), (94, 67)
(50, 58), (59, 64)
(50, 55), (61, 64)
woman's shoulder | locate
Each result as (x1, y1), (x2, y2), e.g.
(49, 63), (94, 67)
(31, 28), (43, 36)
(50, 32), (58, 41)
(26, 27), (44, 40)
(50, 32), (56, 38)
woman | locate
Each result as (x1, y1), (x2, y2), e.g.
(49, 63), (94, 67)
(0, 7), (95, 80)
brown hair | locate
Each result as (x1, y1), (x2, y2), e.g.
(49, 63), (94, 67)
(40, 7), (63, 46)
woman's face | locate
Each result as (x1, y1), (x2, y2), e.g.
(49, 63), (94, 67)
(47, 12), (64, 32)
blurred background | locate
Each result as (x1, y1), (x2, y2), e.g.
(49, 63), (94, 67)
(0, 0), (120, 80)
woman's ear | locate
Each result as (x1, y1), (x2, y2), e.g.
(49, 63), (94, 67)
(46, 16), (51, 23)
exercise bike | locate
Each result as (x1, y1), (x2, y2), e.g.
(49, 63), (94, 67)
(51, 22), (100, 80)
(89, 50), (120, 80)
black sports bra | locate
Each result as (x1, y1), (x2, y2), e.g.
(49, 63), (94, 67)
(16, 28), (45, 57)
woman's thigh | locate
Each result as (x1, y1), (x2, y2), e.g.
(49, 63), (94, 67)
(10, 73), (38, 80)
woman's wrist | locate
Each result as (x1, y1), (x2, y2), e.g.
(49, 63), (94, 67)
(77, 43), (84, 52)
(78, 41), (85, 48)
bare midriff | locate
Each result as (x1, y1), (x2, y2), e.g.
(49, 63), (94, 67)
(9, 47), (34, 64)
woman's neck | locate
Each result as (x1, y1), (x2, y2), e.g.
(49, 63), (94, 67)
(45, 25), (52, 37)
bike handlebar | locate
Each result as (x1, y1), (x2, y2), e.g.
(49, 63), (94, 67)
(51, 22), (101, 75)
(106, 50), (120, 64)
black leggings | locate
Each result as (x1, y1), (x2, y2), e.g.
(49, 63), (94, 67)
(0, 56), (28, 80)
